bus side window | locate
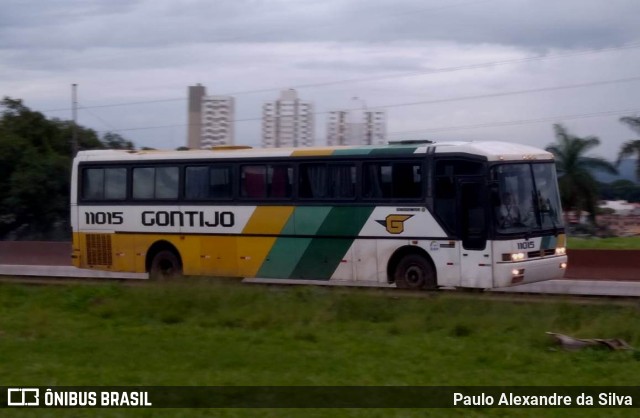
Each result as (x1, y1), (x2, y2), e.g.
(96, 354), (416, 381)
(363, 163), (390, 198)
(133, 166), (178, 200)
(393, 163), (421, 198)
(82, 168), (105, 200)
(363, 162), (422, 199)
(210, 166), (232, 199)
(155, 167), (179, 199)
(185, 166), (209, 199)
(185, 166), (232, 200)
(329, 164), (356, 199)
(133, 167), (155, 199)
(241, 165), (267, 198)
(268, 165), (292, 198)
(82, 168), (126, 201)
(299, 164), (327, 199)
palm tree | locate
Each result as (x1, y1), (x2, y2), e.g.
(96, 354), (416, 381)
(617, 116), (640, 182)
(545, 124), (617, 225)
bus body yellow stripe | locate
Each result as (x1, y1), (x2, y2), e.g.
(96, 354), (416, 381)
(237, 206), (295, 276)
(291, 149), (335, 156)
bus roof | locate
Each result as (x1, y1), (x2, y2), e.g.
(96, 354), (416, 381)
(75, 141), (554, 162)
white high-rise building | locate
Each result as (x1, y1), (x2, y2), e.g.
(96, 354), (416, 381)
(201, 95), (235, 148)
(327, 108), (386, 146)
(262, 89), (314, 148)
(186, 84), (235, 149)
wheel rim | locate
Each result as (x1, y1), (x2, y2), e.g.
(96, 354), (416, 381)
(159, 259), (175, 275)
(405, 264), (424, 285)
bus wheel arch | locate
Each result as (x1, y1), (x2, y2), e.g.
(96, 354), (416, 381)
(146, 241), (183, 279)
(387, 246), (437, 290)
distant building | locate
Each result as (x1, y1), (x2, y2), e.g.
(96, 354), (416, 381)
(201, 95), (235, 148)
(327, 106), (386, 146)
(187, 84), (206, 149)
(186, 84), (235, 149)
(262, 89), (314, 148)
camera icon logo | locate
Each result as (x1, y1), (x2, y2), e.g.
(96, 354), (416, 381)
(7, 388), (40, 406)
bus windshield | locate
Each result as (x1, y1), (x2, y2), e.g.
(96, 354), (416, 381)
(490, 163), (563, 234)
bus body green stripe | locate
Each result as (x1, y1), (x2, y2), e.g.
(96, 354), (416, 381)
(332, 148), (374, 156)
(293, 206), (333, 235)
(257, 237), (312, 278)
(289, 206), (374, 279)
(256, 206), (331, 278)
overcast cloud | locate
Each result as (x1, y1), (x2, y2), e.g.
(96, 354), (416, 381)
(1, 0), (639, 158)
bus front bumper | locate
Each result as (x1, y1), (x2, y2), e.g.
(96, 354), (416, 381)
(494, 255), (568, 288)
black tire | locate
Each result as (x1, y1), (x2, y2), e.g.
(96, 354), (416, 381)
(394, 254), (436, 290)
(150, 250), (183, 280)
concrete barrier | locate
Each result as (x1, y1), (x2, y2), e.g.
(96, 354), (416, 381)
(565, 249), (639, 281)
(0, 241), (71, 266)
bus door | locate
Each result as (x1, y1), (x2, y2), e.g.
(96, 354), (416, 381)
(457, 177), (492, 288)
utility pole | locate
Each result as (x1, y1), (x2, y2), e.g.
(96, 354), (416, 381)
(71, 83), (78, 157)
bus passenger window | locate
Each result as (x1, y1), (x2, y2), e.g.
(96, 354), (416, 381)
(133, 167), (155, 199)
(82, 168), (127, 200)
(82, 168), (104, 200)
(186, 166), (232, 199)
(393, 163), (421, 198)
(241, 165), (267, 198)
(329, 164), (355, 198)
(299, 164), (327, 199)
(185, 166), (209, 199)
(156, 167), (179, 199)
(104, 168), (126, 200)
(268, 165), (292, 198)
(363, 163), (388, 198)
(133, 166), (178, 200)
(363, 162), (422, 199)
(210, 167), (232, 198)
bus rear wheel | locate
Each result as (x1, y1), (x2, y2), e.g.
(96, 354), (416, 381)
(394, 254), (436, 290)
(150, 250), (183, 280)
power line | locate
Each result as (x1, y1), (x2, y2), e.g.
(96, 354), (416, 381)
(42, 41), (640, 113)
(386, 108), (640, 136)
(96, 106), (639, 142)
(95, 74), (640, 133)
(79, 106), (118, 131)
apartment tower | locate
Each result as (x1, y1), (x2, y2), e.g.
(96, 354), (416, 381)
(327, 108), (386, 146)
(186, 84), (235, 148)
(262, 89), (314, 148)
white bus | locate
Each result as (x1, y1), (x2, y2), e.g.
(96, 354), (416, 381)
(70, 140), (567, 289)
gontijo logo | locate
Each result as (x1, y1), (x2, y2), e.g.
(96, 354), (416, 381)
(376, 214), (414, 234)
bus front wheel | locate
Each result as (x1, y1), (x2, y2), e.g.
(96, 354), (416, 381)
(394, 254), (436, 290)
(150, 250), (183, 279)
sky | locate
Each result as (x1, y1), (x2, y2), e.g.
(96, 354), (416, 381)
(1, 0), (639, 159)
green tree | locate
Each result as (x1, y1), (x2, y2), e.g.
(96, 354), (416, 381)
(617, 116), (640, 182)
(102, 132), (135, 150)
(0, 97), (135, 239)
(545, 124), (617, 225)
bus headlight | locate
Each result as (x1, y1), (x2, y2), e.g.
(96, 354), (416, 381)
(511, 268), (525, 283)
(502, 252), (526, 262)
(556, 247), (566, 255)
(510, 252), (525, 261)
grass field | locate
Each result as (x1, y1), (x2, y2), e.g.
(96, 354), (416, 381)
(1, 278), (640, 417)
(568, 236), (640, 250)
